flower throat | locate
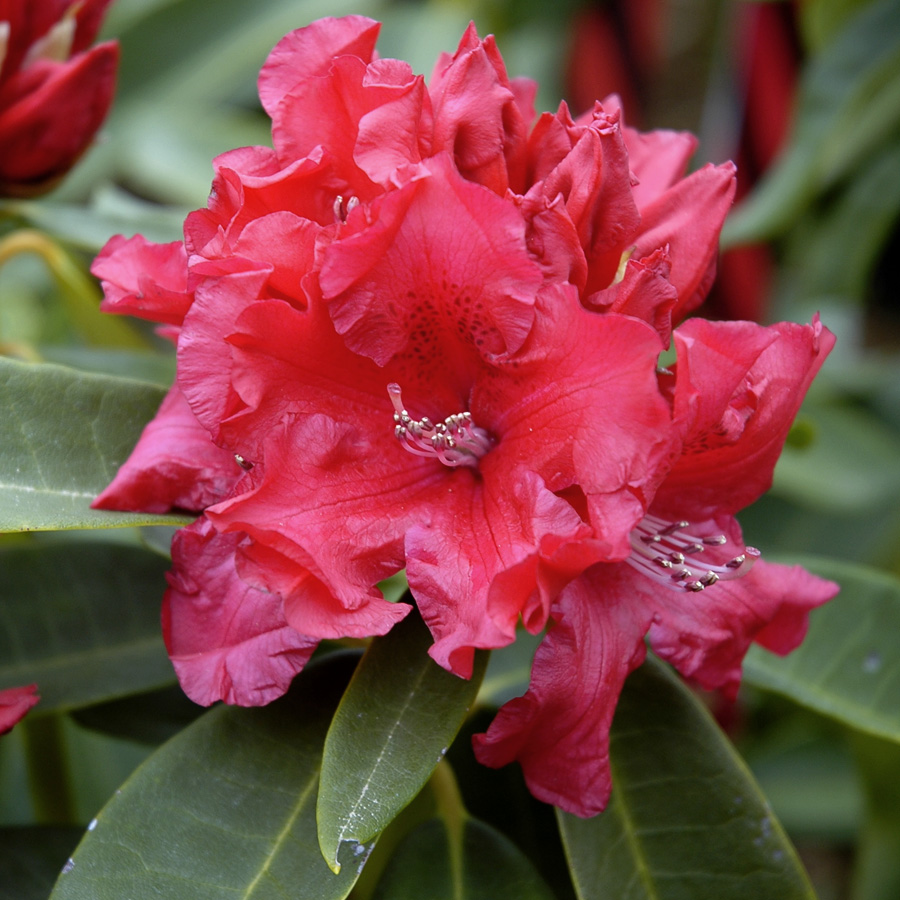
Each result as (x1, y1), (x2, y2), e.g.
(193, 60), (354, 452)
(388, 383), (492, 468)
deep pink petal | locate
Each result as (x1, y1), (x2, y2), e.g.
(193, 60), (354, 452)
(409, 469), (596, 678)
(91, 234), (191, 327)
(163, 518), (318, 706)
(631, 162), (737, 320)
(602, 94), (699, 209)
(320, 154), (542, 369)
(480, 286), (673, 556)
(474, 566), (650, 817)
(258, 15), (380, 117)
(207, 412), (418, 639)
(0, 683), (40, 735)
(655, 316), (836, 520)
(535, 110), (641, 294)
(269, 53), (425, 189)
(585, 246), (677, 344)
(429, 25), (528, 193)
(92, 382), (240, 514)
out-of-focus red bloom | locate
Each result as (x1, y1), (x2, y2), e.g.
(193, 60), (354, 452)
(0, 683), (39, 734)
(0, 0), (118, 196)
(92, 16), (836, 816)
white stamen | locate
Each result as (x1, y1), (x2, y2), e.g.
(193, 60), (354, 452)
(388, 383), (492, 468)
(333, 194), (360, 224)
(626, 514), (760, 593)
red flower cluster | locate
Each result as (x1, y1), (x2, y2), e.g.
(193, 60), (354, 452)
(92, 17), (837, 816)
(0, 0), (118, 196)
(0, 683), (39, 735)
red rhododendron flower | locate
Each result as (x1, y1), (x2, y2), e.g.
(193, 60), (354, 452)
(0, 683), (39, 734)
(0, 0), (118, 196)
(92, 16), (837, 815)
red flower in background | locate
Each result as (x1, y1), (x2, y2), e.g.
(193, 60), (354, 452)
(0, 0), (118, 196)
(92, 16), (836, 816)
(0, 683), (39, 735)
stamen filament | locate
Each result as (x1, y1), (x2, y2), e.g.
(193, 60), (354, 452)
(626, 514), (760, 593)
(388, 383), (492, 468)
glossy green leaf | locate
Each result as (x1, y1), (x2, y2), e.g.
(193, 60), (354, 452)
(50, 653), (368, 900)
(317, 609), (488, 873)
(0, 542), (173, 711)
(771, 403), (900, 514)
(744, 557), (900, 743)
(723, 0), (900, 243)
(371, 816), (555, 900)
(558, 656), (815, 900)
(0, 827), (83, 900)
(0, 358), (192, 531)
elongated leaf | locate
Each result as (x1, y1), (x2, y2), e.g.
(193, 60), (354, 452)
(723, 0), (900, 243)
(558, 655), (815, 900)
(317, 609), (488, 872)
(0, 542), (173, 711)
(744, 557), (900, 743)
(372, 816), (555, 900)
(0, 358), (191, 531)
(771, 403), (900, 514)
(72, 684), (204, 745)
(50, 653), (368, 900)
(0, 827), (83, 900)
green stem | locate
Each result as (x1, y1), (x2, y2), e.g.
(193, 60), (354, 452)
(430, 759), (469, 894)
(20, 713), (78, 824)
(0, 229), (147, 349)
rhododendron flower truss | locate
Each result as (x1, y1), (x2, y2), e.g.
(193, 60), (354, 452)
(91, 15), (838, 817)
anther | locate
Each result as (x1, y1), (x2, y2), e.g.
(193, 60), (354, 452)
(387, 383), (493, 469)
(626, 514), (760, 594)
(333, 194), (360, 224)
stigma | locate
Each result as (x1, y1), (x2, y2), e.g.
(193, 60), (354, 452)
(387, 383), (493, 469)
(626, 514), (760, 593)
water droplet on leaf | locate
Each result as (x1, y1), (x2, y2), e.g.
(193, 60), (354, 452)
(863, 652), (882, 674)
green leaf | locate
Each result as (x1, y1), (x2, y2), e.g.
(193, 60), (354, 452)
(317, 608), (488, 873)
(72, 684), (205, 745)
(848, 733), (900, 900)
(773, 141), (900, 313)
(558, 656), (815, 900)
(50, 653), (368, 900)
(0, 826), (83, 900)
(723, 0), (900, 243)
(0, 358), (192, 531)
(771, 403), (900, 514)
(6, 186), (187, 252)
(371, 816), (556, 900)
(0, 542), (174, 711)
(744, 557), (900, 743)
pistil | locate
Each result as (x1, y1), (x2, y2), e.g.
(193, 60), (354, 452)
(388, 383), (492, 468)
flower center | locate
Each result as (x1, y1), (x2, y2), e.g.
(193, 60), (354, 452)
(626, 514), (760, 593)
(387, 383), (492, 469)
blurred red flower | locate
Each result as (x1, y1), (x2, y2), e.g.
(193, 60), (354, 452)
(0, 0), (118, 196)
(0, 683), (39, 734)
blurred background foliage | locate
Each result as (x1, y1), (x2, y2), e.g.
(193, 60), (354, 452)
(1, 0), (899, 898)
